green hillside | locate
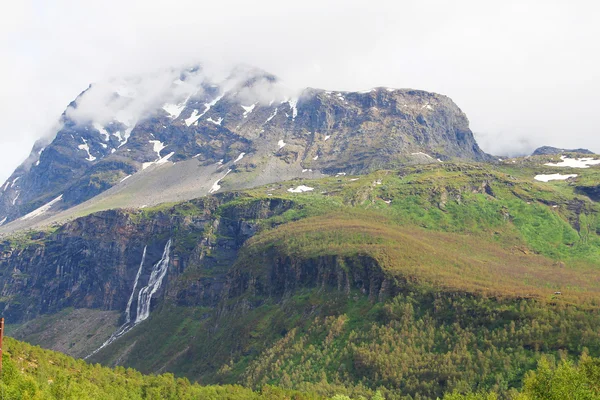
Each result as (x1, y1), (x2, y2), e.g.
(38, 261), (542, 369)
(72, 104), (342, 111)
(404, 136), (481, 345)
(0, 335), (363, 399)
(3, 335), (600, 399)
(4, 156), (600, 399)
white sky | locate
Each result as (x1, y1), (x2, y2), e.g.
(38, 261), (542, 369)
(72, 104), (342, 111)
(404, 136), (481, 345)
(1, 0), (599, 183)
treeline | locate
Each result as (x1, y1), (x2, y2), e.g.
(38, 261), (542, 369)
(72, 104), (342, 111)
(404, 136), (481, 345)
(238, 291), (600, 399)
(3, 333), (599, 399)
(0, 337), (382, 399)
(446, 354), (600, 399)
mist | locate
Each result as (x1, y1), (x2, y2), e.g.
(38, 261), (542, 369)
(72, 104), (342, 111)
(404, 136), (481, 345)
(1, 0), (599, 182)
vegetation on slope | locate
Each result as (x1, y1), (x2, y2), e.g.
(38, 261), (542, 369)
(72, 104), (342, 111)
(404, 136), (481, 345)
(3, 333), (600, 399)
(5, 157), (600, 399)
(2, 336), (383, 399)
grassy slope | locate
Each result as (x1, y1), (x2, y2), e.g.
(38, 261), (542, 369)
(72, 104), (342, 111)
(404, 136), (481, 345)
(0, 336), (338, 399)
(222, 159), (600, 398)
(7, 156), (600, 399)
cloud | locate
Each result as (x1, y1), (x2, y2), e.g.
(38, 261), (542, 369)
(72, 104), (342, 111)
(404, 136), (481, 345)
(1, 0), (599, 182)
(63, 64), (301, 135)
(65, 68), (201, 127)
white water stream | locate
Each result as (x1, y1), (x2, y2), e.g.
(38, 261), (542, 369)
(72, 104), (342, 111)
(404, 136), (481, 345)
(125, 246), (146, 324)
(85, 240), (171, 359)
(135, 239), (171, 323)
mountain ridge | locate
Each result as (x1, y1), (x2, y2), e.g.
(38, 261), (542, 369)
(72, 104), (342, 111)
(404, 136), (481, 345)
(0, 65), (491, 232)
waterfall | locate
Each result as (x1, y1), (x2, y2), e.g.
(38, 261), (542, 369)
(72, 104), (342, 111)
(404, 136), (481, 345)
(125, 246), (146, 324)
(85, 240), (171, 359)
(135, 239), (171, 323)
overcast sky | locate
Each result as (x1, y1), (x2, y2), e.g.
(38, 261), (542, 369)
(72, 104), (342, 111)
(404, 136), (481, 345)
(1, 0), (599, 183)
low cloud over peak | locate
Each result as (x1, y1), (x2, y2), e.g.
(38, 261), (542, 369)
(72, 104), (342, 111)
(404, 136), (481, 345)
(1, 0), (599, 181)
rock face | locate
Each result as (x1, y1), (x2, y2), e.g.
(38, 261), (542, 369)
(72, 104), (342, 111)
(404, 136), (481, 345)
(0, 66), (490, 227)
(0, 194), (297, 323)
(532, 146), (594, 156)
(0, 194), (395, 363)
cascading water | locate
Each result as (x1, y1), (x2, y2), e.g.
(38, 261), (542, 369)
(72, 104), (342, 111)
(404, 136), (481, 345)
(135, 239), (171, 323)
(85, 240), (171, 359)
(125, 245), (146, 324)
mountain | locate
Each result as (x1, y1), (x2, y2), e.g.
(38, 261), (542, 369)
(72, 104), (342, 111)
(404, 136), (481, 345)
(532, 145), (594, 156)
(3, 153), (600, 398)
(3, 64), (600, 399)
(0, 65), (490, 231)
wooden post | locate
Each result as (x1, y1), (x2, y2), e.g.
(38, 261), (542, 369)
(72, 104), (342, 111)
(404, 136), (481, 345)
(0, 317), (4, 375)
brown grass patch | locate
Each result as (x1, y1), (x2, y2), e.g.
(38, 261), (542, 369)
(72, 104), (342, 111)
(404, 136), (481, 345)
(245, 211), (600, 305)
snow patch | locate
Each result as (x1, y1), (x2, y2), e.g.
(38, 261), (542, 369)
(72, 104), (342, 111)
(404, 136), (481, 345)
(242, 103), (257, 118)
(113, 130), (123, 143)
(78, 139), (96, 161)
(234, 152), (246, 163)
(534, 174), (578, 182)
(278, 139), (286, 149)
(0, 217), (6, 226)
(120, 175), (131, 183)
(93, 122), (110, 141)
(155, 152), (174, 165)
(10, 177), (20, 188)
(324, 135), (331, 141)
(287, 185), (314, 193)
(411, 152), (434, 159)
(198, 94), (224, 118)
(313, 155), (319, 160)
(20, 195), (63, 221)
(266, 107), (278, 123)
(288, 99), (298, 120)
(207, 117), (223, 125)
(209, 169), (232, 194)
(162, 96), (190, 119)
(184, 109), (202, 126)
(142, 152), (174, 170)
(12, 191), (19, 205)
(544, 156), (600, 169)
(148, 140), (166, 159)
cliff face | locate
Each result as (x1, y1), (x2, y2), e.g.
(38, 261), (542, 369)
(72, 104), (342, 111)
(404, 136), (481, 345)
(0, 194), (353, 323)
(0, 66), (491, 229)
(0, 191), (401, 369)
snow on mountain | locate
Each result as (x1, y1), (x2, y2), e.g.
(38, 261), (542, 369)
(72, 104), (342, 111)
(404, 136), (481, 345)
(0, 64), (492, 231)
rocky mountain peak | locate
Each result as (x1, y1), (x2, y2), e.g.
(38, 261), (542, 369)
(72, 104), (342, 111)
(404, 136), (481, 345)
(532, 146), (594, 156)
(0, 65), (491, 231)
